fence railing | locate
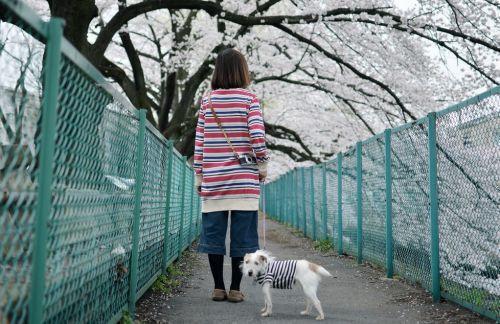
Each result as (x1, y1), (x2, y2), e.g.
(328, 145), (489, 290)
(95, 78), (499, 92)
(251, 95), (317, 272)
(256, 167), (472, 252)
(263, 86), (499, 321)
(0, 1), (201, 323)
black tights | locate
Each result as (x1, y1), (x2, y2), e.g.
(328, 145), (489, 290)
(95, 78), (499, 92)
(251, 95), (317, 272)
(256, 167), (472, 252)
(208, 254), (243, 291)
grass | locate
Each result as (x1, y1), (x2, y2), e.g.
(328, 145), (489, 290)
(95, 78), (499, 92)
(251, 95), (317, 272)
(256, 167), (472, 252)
(120, 311), (134, 324)
(291, 228), (305, 237)
(151, 263), (184, 294)
(442, 279), (499, 317)
(314, 239), (334, 253)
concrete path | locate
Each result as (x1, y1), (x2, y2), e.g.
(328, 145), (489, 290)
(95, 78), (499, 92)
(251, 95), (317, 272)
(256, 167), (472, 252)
(137, 214), (490, 323)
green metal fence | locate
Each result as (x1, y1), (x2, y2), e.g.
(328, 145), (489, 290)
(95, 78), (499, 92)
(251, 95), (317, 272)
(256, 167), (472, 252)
(264, 86), (499, 321)
(0, 1), (201, 323)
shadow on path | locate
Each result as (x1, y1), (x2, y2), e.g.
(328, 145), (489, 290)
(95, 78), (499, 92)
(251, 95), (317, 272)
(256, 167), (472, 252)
(136, 214), (490, 323)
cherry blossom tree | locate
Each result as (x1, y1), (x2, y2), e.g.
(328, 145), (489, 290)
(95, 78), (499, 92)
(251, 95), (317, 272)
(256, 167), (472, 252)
(28, 0), (499, 172)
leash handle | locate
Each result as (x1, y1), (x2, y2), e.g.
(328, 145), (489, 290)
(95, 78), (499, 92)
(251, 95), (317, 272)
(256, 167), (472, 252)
(261, 182), (266, 249)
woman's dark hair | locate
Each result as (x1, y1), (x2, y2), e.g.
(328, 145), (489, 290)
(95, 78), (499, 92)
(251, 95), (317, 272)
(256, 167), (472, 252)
(211, 48), (250, 89)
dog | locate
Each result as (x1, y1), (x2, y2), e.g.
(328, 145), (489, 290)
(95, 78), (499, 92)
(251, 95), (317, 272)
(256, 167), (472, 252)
(241, 250), (332, 320)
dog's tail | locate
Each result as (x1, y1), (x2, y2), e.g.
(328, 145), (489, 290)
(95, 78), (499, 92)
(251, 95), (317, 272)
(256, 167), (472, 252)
(311, 263), (332, 277)
(317, 266), (332, 277)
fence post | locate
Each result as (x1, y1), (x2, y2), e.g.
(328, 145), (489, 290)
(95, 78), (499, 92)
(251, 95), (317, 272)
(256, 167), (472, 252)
(337, 153), (343, 255)
(294, 170), (299, 229)
(29, 18), (64, 324)
(356, 142), (363, 264)
(128, 109), (147, 314)
(287, 173), (291, 226)
(188, 172), (194, 243)
(321, 163), (328, 240)
(428, 112), (441, 302)
(310, 167), (316, 240)
(177, 157), (187, 257)
(162, 141), (174, 273)
(197, 197), (202, 235)
(282, 172), (290, 225)
(301, 168), (307, 235)
(384, 129), (394, 278)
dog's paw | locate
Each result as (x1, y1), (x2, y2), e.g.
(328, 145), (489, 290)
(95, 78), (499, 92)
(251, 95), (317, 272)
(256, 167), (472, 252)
(260, 307), (267, 313)
(300, 310), (310, 315)
(315, 314), (325, 321)
(261, 312), (271, 317)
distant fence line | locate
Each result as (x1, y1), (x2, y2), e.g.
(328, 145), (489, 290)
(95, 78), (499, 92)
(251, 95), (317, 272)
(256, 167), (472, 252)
(0, 1), (200, 323)
(263, 86), (499, 321)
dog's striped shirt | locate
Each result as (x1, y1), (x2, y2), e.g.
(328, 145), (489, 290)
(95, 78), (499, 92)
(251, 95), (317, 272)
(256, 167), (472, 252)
(256, 260), (297, 289)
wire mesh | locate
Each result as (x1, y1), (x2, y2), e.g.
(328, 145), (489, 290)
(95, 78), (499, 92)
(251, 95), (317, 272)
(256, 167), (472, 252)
(325, 160), (338, 244)
(313, 166), (323, 240)
(263, 87), (499, 321)
(0, 2), (201, 322)
(0, 12), (45, 324)
(436, 93), (499, 318)
(43, 55), (137, 323)
(303, 167), (313, 238)
(181, 170), (193, 250)
(361, 137), (386, 266)
(391, 119), (432, 290)
(342, 150), (357, 256)
(136, 130), (169, 293)
(166, 153), (184, 260)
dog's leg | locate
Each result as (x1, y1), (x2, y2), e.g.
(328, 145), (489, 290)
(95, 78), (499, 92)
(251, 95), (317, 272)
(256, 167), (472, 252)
(303, 285), (324, 320)
(312, 298), (324, 321)
(298, 282), (312, 315)
(300, 298), (312, 315)
(260, 301), (267, 313)
(261, 283), (272, 317)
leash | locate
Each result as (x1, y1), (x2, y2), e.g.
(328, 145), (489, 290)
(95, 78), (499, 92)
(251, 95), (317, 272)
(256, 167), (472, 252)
(261, 181), (266, 249)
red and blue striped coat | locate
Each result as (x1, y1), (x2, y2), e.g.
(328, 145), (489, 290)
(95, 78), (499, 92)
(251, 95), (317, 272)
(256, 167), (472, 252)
(193, 88), (269, 212)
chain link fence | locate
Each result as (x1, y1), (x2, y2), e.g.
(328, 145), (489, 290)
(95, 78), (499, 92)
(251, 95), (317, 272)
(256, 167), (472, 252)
(264, 87), (499, 321)
(0, 1), (201, 323)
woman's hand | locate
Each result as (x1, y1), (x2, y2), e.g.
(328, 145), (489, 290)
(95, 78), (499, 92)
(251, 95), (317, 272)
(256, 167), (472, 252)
(259, 170), (267, 182)
(195, 174), (202, 194)
(258, 162), (268, 182)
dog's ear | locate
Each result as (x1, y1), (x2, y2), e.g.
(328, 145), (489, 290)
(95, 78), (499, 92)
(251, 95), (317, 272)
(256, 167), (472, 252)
(259, 255), (267, 264)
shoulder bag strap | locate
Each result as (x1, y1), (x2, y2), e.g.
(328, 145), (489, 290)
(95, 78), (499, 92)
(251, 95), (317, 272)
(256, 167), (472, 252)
(207, 92), (239, 158)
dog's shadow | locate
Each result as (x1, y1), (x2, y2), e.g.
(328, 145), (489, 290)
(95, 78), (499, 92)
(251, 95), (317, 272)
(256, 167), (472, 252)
(256, 312), (329, 322)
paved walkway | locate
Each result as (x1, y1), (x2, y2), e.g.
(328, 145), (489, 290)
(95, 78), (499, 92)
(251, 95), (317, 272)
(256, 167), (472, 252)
(137, 214), (489, 323)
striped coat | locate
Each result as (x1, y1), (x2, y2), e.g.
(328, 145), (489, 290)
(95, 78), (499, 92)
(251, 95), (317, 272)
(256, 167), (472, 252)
(256, 260), (298, 289)
(193, 88), (269, 212)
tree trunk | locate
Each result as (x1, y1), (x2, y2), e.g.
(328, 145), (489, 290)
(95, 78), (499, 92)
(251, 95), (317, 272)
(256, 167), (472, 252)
(47, 0), (97, 54)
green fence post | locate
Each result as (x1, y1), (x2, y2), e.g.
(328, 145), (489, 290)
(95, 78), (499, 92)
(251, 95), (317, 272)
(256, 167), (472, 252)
(129, 109), (147, 314)
(177, 157), (187, 257)
(292, 169), (299, 228)
(162, 141), (174, 273)
(356, 142), (363, 264)
(384, 129), (394, 278)
(428, 112), (441, 302)
(198, 197), (202, 235)
(337, 153), (343, 255)
(321, 163), (328, 240)
(285, 173), (290, 225)
(29, 18), (64, 324)
(188, 172), (194, 243)
(289, 173), (293, 226)
(293, 170), (298, 229)
(277, 177), (281, 221)
(301, 168), (307, 235)
(310, 167), (316, 240)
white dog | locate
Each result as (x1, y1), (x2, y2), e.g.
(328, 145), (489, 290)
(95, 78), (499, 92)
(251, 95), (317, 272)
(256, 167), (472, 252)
(241, 250), (332, 320)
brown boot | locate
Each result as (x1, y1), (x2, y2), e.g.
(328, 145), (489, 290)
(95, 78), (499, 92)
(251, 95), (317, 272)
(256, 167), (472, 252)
(211, 289), (227, 301)
(227, 290), (245, 303)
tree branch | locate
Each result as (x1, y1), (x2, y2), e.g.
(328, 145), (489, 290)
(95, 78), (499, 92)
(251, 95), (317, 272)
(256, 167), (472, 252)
(265, 122), (318, 162)
(273, 24), (416, 120)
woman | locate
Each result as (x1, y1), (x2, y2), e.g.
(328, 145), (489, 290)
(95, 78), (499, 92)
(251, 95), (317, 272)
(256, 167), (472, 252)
(193, 48), (268, 303)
